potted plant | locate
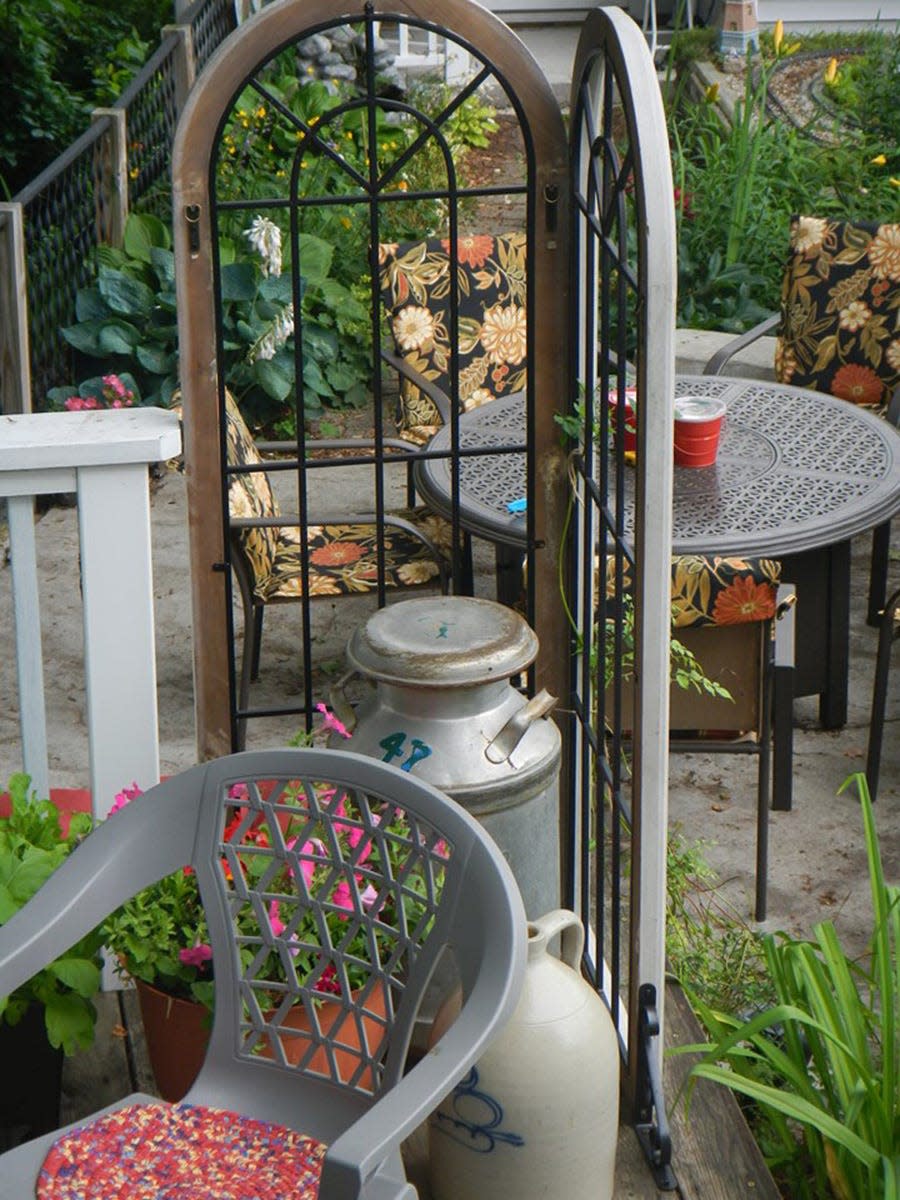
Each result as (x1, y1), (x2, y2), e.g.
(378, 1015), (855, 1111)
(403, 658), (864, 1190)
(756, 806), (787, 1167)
(0, 774), (103, 1144)
(101, 770), (438, 1100)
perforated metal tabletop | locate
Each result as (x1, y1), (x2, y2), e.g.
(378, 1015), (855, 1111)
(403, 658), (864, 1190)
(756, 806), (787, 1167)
(414, 376), (900, 557)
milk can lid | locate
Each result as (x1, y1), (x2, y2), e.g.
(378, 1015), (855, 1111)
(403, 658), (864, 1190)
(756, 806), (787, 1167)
(346, 596), (538, 687)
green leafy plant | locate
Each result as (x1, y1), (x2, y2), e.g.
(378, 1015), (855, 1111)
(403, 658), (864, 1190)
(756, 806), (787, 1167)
(0, 775), (102, 1054)
(676, 774), (899, 1199)
(47, 211), (371, 432)
(668, 30), (900, 330)
(101, 775), (445, 1015)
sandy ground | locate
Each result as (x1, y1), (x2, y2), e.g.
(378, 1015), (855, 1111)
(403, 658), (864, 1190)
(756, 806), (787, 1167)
(1, 466), (898, 961)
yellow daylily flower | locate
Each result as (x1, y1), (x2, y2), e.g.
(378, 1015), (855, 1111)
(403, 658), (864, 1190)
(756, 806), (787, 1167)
(871, 154), (887, 166)
(773, 20), (783, 52)
(891, 178), (900, 188)
(705, 82), (720, 103)
(824, 57), (839, 84)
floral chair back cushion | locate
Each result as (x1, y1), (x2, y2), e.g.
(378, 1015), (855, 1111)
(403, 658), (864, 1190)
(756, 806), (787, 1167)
(379, 233), (527, 441)
(224, 390), (280, 601)
(776, 215), (900, 409)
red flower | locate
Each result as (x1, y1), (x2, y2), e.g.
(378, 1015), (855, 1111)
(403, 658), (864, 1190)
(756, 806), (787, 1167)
(441, 234), (494, 268)
(711, 577), (776, 625)
(310, 541), (366, 566)
(830, 363), (886, 407)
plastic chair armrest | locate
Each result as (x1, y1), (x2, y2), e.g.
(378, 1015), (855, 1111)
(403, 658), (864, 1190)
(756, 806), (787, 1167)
(703, 313), (779, 376)
(380, 348), (452, 425)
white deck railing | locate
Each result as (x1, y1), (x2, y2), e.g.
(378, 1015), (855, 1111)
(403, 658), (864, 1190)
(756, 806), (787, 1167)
(1, 408), (181, 815)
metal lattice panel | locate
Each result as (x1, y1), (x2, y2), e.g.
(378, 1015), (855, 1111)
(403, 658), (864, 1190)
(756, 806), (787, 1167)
(191, 0), (239, 71)
(121, 42), (182, 220)
(216, 774), (452, 1091)
(21, 124), (111, 403)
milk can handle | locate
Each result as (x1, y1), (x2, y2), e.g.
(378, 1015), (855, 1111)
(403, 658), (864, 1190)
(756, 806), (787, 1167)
(328, 670), (361, 734)
(484, 688), (557, 764)
(529, 909), (585, 969)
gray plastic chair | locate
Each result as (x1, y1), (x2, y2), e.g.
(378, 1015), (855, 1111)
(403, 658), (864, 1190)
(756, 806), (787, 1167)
(0, 749), (526, 1198)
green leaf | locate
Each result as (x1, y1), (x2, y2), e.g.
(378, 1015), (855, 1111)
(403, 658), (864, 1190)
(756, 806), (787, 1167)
(74, 287), (111, 322)
(61, 319), (106, 355)
(44, 992), (97, 1055)
(297, 233), (333, 283)
(98, 320), (141, 355)
(254, 359), (292, 402)
(49, 956), (102, 998)
(124, 212), (171, 262)
(99, 270), (155, 318)
(220, 262), (257, 302)
(150, 246), (176, 290)
(135, 343), (176, 375)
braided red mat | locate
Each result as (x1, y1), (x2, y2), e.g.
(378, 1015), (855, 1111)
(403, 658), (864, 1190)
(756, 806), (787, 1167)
(38, 1102), (326, 1199)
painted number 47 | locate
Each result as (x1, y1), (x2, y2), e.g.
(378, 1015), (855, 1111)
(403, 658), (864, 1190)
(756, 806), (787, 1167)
(379, 732), (433, 773)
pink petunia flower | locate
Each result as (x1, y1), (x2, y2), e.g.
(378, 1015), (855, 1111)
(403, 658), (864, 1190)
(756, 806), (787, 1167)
(109, 782), (142, 814)
(315, 702), (351, 740)
(178, 942), (213, 968)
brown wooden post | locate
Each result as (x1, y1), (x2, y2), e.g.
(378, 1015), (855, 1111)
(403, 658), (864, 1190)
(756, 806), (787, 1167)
(163, 24), (197, 113)
(91, 108), (129, 248)
(0, 203), (32, 415)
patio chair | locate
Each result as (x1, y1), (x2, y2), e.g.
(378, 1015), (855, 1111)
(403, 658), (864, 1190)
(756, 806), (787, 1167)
(613, 556), (796, 921)
(379, 233), (527, 444)
(705, 214), (900, 625)
(866, 584), (900, 801)
(0, 748), (526, 1199)
(222, 391), (454, 736)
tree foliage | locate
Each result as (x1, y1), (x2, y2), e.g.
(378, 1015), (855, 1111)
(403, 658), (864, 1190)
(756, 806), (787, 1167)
(0, 0), (172, 197)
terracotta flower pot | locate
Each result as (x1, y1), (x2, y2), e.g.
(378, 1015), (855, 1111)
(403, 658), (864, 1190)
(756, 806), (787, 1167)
(134, 979), (210, 1102)
(262, 983), (388, 1088)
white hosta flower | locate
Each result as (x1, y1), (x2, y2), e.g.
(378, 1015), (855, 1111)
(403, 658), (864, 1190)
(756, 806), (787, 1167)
(244, 215), (283, 277)
(248, 303), (294, 363)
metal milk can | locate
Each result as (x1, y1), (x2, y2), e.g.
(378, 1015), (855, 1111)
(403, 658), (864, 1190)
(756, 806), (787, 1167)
(333, 595), (561, 918)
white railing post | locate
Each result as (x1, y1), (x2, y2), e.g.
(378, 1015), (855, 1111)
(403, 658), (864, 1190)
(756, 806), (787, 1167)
(0, 408), (181, 816)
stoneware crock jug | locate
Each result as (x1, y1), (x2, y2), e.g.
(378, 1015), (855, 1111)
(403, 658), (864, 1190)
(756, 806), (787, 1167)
(428, 909), (619, 1200)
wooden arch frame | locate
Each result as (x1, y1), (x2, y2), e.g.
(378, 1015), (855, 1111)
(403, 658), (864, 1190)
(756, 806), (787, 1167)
(172, 0), (571, 760)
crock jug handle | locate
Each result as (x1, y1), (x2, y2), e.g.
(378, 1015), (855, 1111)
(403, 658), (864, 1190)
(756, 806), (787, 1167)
(528, 909), (585, 969)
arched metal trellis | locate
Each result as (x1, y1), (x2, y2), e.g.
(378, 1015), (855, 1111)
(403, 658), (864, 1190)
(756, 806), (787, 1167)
(172, 0), (569, 761)
(173, 0), (678, 1176)
(566, 7), (676, 1181)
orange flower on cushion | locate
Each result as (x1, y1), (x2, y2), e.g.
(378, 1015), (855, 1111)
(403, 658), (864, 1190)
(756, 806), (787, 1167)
(442, 234), (494, 268)
(711, 577), (776, 625)
(831, 363), (885, 406)
(310, 541), (366, 567)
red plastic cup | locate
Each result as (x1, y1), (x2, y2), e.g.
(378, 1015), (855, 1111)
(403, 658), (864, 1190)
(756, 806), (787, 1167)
(608, 386), (638, 450)
(673, 396), (726, 467)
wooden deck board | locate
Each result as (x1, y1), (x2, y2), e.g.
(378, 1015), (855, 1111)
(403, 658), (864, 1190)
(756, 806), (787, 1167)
(56, 983), (780, 1198)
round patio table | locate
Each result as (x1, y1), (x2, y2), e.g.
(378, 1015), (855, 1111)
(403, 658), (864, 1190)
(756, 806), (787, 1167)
(414, 375), (900, 728)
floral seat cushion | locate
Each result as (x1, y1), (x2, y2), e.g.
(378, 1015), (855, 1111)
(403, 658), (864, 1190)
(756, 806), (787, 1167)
(379, 233), (527, 441)
(610, 555), (781, 629)
(268, 510), (454, 599)
(38, 1102), (325, 1200)
(223, 391), (451, 601)
(776, 215), (900, 409)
